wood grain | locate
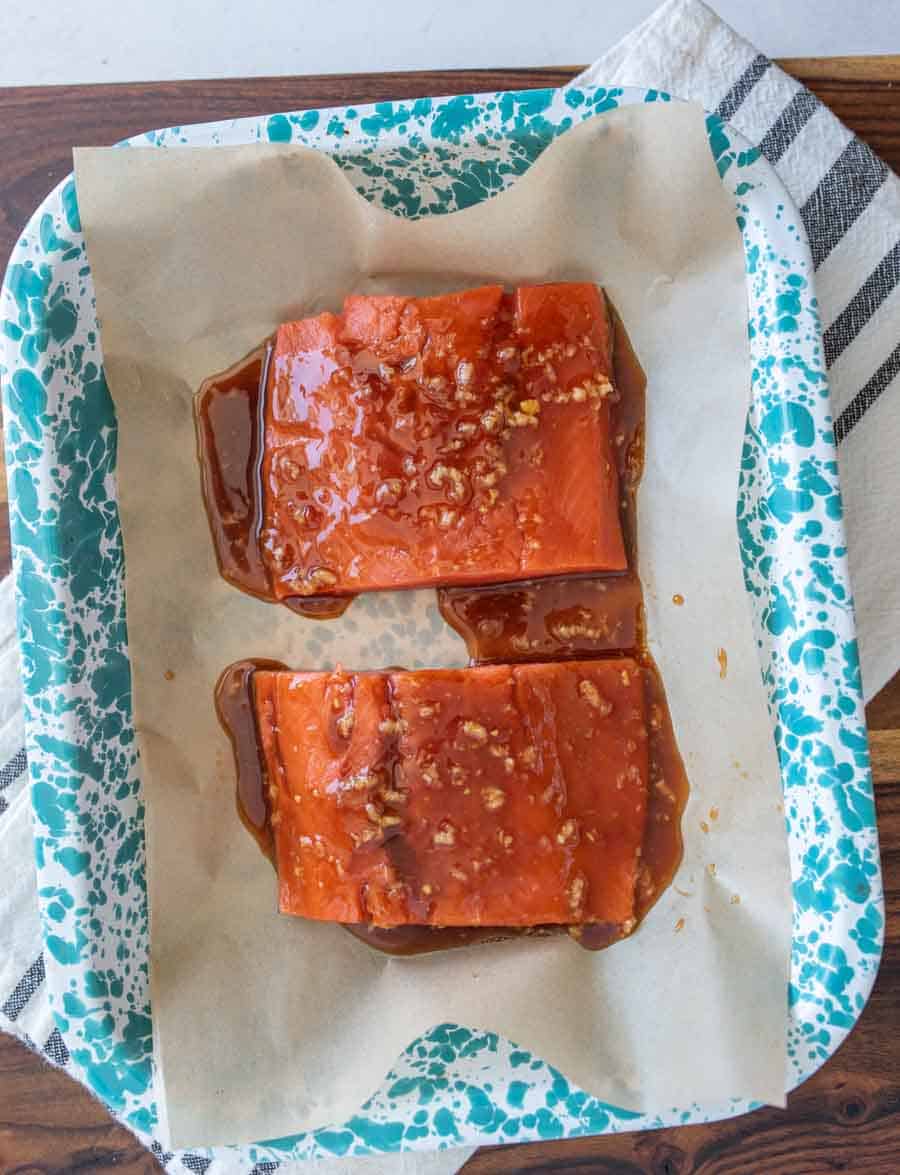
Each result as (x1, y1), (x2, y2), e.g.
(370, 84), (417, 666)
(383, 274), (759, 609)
(3, 55), (900, 273)
(778, 54), (900, 82)
(0, 1031), (161, 1173)
(0, 57), (897, 1175)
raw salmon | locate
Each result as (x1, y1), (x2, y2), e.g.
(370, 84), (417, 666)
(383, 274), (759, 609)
(254, 659), (648, 930)
(261, 283), (625, 599)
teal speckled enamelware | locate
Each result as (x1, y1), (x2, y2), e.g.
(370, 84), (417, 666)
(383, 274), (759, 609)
(0, 86), (883, 1166)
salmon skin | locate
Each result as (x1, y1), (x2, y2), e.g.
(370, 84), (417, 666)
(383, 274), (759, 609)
(259, 282), (626, 600)
(254, 659), (648, 932)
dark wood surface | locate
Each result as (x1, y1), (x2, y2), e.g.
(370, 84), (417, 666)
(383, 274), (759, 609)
(0, 59), (898, 1175)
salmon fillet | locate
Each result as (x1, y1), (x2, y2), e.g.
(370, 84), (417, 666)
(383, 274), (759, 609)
(261, 283), (625, 599)
(254, 659), (648, 930)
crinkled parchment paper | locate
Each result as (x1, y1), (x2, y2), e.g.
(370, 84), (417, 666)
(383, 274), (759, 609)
(74, 102), (791, 1149)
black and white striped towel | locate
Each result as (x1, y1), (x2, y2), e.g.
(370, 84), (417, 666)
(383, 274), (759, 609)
(2, 2), (897, 1170)
(574, 0), (900, 703)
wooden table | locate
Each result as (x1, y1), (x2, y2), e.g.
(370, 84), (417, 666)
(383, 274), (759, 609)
(1, 58), (898, 1174)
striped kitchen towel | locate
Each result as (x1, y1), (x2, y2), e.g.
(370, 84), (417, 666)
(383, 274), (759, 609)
(574, 0), (900, 702)
(2, 3), (897, 1171)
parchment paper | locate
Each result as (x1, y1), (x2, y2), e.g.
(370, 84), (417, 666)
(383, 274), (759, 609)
(74, 103), (792, 1150)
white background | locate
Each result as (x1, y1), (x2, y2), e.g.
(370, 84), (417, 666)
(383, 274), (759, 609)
(5, 0), (900, 86)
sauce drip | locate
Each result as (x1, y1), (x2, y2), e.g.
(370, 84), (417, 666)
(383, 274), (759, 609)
(214, 302), (688, 951)
(634, 657), (686, 921)
(196, 342), (271, 601)
(284, 596), (355, 620)
(344, 921), (626, 956)
(215, 658), (286, 862)
(436, 575), (641, 664)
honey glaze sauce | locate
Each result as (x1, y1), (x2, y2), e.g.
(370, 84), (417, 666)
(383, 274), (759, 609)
(195, 341), (355, 620)
(215, 658), (286, 861)
(196, 343), (271, 601)
(214, 305), (688, 953)
(343, 921), (628, 956)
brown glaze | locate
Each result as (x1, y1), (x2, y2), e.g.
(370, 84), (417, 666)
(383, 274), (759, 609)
(634, 656), (686, 921)
(196, 341), (272, 601)
(214, 657), (287, 862)
(436, 575), (641, 664)
(346, 923), (582, 956)
(346, 920), (628, 956)
(284, 595), (356, 620)
(214, 298), (688, 952)
(436, 576), (642, 664)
